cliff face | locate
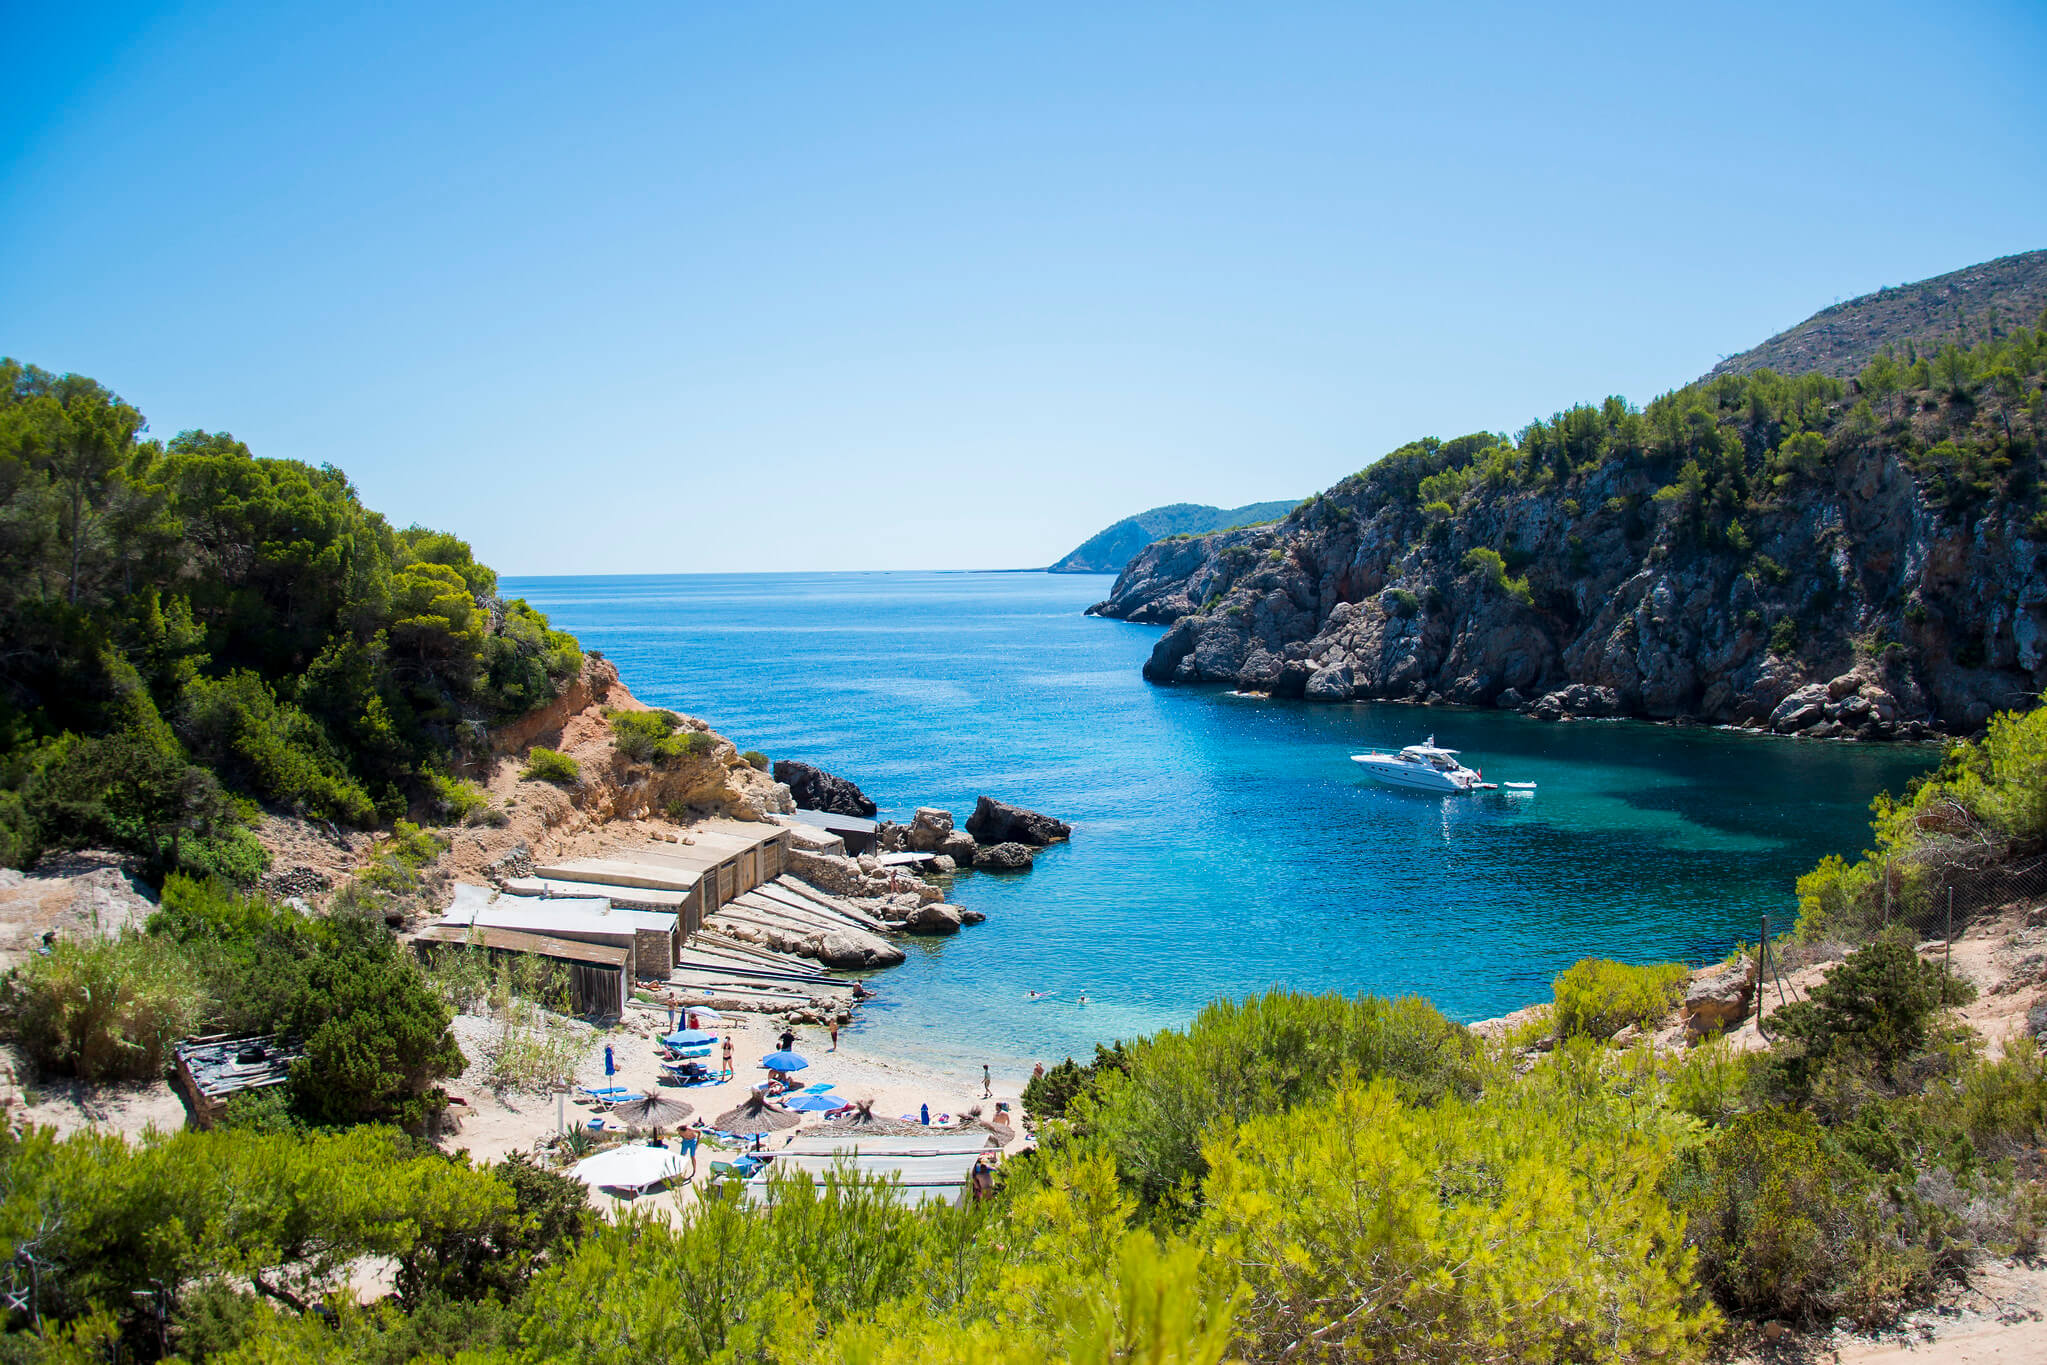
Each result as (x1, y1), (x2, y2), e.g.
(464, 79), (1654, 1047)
(1091, 360), (2047, 738)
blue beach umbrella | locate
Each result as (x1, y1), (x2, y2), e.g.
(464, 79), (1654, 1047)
(604, 1044), (616, 1078)
(661, 1029), (719, 1047)
(761, 1050), (809, 1072)
(783, 1093), (840, 1112)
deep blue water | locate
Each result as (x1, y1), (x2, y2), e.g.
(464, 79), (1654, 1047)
(503, 571), (1936, 1075)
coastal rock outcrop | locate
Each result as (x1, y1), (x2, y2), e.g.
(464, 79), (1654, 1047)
(965, 797), (1072, 846)
(972, 841), (1037, 871)
(773, 760), (879, 818)
(1088, 371), (2046, 738)
(906, 808), (956, 853)
(1684, 957), (1759, 1035)
(807, 926), (906, 969)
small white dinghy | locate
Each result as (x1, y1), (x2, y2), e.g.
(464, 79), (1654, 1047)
(1502, 782), (1538, 793)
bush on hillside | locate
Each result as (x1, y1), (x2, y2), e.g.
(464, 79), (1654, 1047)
(1762, 938), (1974, 1098)
(521, 747), (579, 785)
(178, 671), (379, 826)
(1795, 705), (2047, 943)
(0, 932), (205, 1081)
(425, 773), (496, 826)
(1072, 990), (1480, 1206)
(741, 750), (768, 771)
(1673, 1107), (1910, 1322)
(1460, 546), (1533, 604)
(608, 709), (687, 763)
(1551, 958), (1690, 1040)
(1204, 1078), (1716, 1360)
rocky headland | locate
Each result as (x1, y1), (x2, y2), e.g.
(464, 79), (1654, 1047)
(1091, 332), (2046, 738)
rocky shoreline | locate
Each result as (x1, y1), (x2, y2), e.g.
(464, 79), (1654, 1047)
(1088, 381), (2044, 741)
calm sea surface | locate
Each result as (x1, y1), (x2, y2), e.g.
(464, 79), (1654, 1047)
(503, 571), (1935, 1076)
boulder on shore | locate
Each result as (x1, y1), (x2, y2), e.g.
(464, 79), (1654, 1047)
(906, 807), (955, 853)
(972, 841), (1036, 872)
(772, 760), (878, 818)
(965, 797), (1071, 847)
(903, 904), (964, 936)
(1683, 957), (1759, 1035)
(807, 926), (907, 969)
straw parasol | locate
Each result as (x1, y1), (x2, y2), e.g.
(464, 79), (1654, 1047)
(825, 1097), (993, 1139)
(713, 1093), (802, 1135)
(609, 1094), (694, 1127)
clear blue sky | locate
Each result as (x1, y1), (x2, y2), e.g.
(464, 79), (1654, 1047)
(6, 3), (2044, 574)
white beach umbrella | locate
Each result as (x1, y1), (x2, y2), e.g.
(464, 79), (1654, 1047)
(571, 1144), (688, 1194)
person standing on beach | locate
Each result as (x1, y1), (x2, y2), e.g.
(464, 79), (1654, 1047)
(778, 1027), (796, 1053)
(829, 1019), (840, 1051)
(720, 1035), (734, 1079)
(982, 1064), (992, 1099)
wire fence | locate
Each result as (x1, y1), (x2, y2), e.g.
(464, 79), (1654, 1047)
(1756, 837), (2047, 1025)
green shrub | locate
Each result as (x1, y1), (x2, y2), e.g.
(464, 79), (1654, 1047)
(1763, 939), (1975, 1097)
(1022, 1044), (1128, 1120)
(0, 932), (205, 1081)
(608, 709), (704, 764)
(522, 746), (580, 785)
(1770, 617), (1800, 656)
(1673, 1107), (1912, 1322)
(681, 730), (716, 758)
(178, 671), (378, 825)
(1075, 990), (1480, 1206)
(1381, 587), (1420, 619)
(1460, 546), (1532, 604)
(741, 750), (769, 771)
(426, 773), (494, 825)
(1551, 958), (1689, 1040)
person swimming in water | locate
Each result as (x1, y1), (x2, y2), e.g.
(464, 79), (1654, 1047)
(1076, 992), (1088, 1007)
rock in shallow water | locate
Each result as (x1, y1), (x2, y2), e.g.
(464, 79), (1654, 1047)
(972, 841), (1036, 871)
(965, 797), (1071, 846)
(772, 760), (878, 818)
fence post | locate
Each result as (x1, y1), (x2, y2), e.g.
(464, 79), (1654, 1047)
(1945, 886), (1954, 984)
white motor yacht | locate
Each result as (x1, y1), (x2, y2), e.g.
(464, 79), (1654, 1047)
(1350, 737), (1487, 793)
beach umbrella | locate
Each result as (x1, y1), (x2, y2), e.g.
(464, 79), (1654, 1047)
(783, 1093), (840, 1112)
(714, 1095), (802, 1135)
(761, 1050), (809, 1072)
(604, 1044), (616, 1078)
(688, 1006), (723, 1022)
(661, 1029), (719, 1047)
(609, 1094), (694, 1127)
(570, 1144), (687, 1195)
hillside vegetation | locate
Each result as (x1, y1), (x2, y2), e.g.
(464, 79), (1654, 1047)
(1709, 248), (2047, 382)
(7, 702), (2046, 1361)
(1095, 325), (2047, 735)
(1048, 499), (1298, 573)
(0, 359), (584, 881)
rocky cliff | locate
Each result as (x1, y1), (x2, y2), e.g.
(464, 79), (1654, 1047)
(1091, 336), (2047, 738)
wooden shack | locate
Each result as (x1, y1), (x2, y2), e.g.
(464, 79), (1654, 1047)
(173, 1034), (303, 1128)
(413, 923), (629, 1016)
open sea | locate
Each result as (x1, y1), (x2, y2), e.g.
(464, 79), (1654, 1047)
(503, 571), (1936, 1078)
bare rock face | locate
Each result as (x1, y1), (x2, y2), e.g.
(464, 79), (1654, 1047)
(972, 841), (1037, 872)
(0, 855), (158, 972)
(965, 798), (1071, 847)
(906, 808), (955, 853)
(773, 760), (878, 818)
(903, 903), (964, 936)
(1089, 414), (2046, 738)
(1684, 957), (1759, 1036)
(939, 830), (978, 865)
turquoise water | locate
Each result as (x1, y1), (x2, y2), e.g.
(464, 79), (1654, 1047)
(503, 571), (1936, 1075)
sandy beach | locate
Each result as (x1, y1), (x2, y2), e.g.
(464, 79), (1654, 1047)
(440, 996), (1033, 1219)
